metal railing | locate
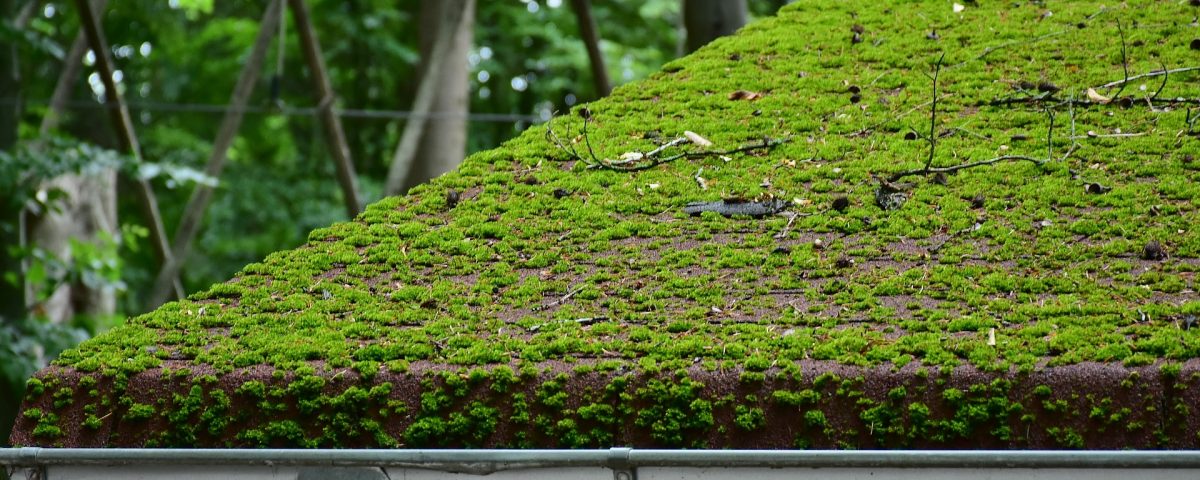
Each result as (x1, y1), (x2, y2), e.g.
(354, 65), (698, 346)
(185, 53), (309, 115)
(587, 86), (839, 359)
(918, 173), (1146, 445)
(5, 448), (1200, 480)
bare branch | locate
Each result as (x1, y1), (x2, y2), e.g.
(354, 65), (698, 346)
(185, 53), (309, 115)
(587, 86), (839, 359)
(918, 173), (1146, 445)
(925, 52), (946, 172)
(581, 114), (600, 164)
(645, 137), (690, 158)
(1069, 132), (1146, 140)
(545, 114), (790, 172)
(1044, 104), (1054, 161)
(544, 114), (587, 164)
(950, 30), (1068, 68)
(980, 91), (1056, 107)
(1111, 20), (1129, 99)
(616, 136), (790, 172)
(1150, 60), (1169, 102)
(888, 155), (1045, 183)
(1058, 95), (1080, 162)
(1095, 66), (1200, 90)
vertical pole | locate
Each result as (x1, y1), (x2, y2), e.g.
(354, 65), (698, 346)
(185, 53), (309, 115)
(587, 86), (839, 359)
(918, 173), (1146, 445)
(74, 0), (184, 299)
(146, 0), (283, 310)
(289, 0), (362, 217)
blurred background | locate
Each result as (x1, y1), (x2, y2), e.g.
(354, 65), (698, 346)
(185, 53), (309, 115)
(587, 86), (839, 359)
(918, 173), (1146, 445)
(0, 0), (793, 444)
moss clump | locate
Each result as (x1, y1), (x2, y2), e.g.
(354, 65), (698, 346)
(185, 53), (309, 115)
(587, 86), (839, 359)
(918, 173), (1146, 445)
(12, 0), (1200, 449)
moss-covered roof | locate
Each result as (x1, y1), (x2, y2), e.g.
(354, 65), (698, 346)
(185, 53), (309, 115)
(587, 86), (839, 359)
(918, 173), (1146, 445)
(13, 0), (1200, 449)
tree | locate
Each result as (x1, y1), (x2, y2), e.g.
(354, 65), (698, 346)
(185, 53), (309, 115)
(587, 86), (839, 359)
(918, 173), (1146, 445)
(569, 0), (611, 97)
(682, 0), (746, 54)
(386, 0), (475, 195)
(0, 0), (23, 323)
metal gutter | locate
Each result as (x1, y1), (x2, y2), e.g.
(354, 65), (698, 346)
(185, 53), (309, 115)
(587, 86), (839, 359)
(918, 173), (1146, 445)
(5, 448), (1200, 472)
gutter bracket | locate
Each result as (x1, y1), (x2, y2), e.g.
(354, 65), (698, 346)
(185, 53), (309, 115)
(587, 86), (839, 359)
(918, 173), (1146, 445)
(608, 447), (635, 480)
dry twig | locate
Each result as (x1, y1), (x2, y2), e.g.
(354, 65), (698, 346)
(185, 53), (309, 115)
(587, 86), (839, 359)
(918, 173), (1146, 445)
(1111, 20), (1130, 100)
(546, 115), (789, 172)
(888, 155), (1045, 183)
(1095, 66), (1200, 90)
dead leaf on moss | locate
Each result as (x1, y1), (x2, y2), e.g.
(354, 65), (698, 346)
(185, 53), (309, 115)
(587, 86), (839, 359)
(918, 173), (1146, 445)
(728, 89), (764, 101)
(684, 131), (714, 147)
(1086, 87), (1111, 104)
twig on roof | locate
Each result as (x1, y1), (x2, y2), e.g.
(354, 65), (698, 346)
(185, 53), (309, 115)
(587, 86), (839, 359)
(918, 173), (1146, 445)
(545, 114), (790, 172)
(887, 155), (1046, 183)
(1095, 66), (1200, 90)
(950, 30), (1069, 68)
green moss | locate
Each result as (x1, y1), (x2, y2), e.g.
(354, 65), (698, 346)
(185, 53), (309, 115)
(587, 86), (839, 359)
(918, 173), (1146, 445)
(634, 377), (714, 447)
(125, 403), (156, 421)
(17, 0), (1200, 449)
(31, 413), (62, 439)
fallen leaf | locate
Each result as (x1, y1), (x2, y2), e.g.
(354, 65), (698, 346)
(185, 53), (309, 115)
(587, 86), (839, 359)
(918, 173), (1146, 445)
(684, 131), (714, 147)
(728, 89), (764, 101)
(1086, 87), (1111, 104)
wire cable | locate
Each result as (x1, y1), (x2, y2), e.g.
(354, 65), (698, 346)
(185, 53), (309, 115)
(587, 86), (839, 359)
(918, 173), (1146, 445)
(1, 97), (544, 123)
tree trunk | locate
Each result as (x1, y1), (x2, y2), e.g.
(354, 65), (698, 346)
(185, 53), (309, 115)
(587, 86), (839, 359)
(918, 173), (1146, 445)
(76, 0), (184, 305)
(290, 0), (362, 218)
(27, 172), (118, 323)
(402, 0), (474, 192)
(569, 0), (611, 97)
(0, 0), (22, 323)
(682, 0), (747, 54)
(19, 0), (118, 325)
(0, 0), (18, 151)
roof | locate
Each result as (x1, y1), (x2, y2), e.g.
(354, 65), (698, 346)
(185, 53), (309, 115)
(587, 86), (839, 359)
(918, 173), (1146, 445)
(12, 0), (1200, 448)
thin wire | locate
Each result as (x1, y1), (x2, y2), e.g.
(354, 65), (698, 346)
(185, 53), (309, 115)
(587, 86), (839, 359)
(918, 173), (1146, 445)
(1, 97), (544, 123)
